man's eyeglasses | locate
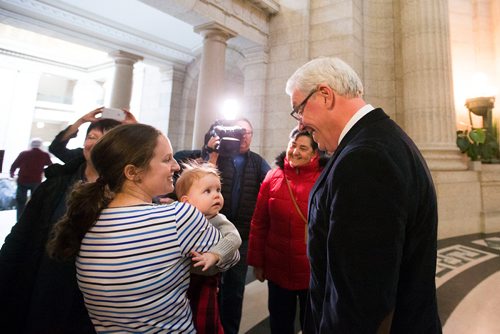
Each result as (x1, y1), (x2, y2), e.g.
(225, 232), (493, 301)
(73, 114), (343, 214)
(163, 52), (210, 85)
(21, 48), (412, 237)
(290, 89), (317, 121)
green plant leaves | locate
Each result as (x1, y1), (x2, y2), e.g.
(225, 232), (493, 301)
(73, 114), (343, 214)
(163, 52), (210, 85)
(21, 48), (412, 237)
(455, 128), (498, 162)
(469, 128), (486, 144)
(456, 132), (470, 153)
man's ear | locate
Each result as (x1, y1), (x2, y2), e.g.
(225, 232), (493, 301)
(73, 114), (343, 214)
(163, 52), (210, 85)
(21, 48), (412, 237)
(318, 83), (332, 98)
(318, 83), (335, 108)
(123, 164), (141, 182)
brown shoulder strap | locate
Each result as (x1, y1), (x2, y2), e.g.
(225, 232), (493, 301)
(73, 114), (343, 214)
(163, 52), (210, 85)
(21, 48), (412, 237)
(284, 177), (308, 243)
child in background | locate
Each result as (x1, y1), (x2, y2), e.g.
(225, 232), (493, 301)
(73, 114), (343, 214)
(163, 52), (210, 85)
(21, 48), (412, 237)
(176, 161), (242, 334)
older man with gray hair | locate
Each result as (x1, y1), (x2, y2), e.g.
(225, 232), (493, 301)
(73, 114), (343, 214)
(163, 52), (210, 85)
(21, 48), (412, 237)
(286, 57), (442, 333)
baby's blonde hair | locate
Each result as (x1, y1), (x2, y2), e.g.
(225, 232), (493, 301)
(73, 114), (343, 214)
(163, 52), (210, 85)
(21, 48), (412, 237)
(175, 160), (221, 199)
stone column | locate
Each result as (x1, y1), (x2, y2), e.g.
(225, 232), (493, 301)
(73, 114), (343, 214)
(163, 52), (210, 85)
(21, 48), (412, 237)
(108, 50), (143, 109)
(162, 65), (185, 143)
(137, 64), (184, 137)
(192, 22), (236, 149)
(400, 0), (466, 170)
(241, 46), (268, 156)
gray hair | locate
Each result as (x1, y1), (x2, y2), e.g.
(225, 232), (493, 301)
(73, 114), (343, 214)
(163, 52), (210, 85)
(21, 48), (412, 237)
(285, 57), (364, 98)
(30, 138), (42, 148)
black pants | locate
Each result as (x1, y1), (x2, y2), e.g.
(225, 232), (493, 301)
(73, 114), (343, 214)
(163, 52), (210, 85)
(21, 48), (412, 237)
(268, 280), (308, 334)
(15, 182), (40, 220)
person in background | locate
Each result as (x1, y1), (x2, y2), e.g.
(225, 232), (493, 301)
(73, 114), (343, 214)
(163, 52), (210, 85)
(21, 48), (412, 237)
(286, 56), (441, 333)
(153, 150), (203, 205)
(47, 123), (226, 333)
(247, 128), (326, 334)
(0, 117), (121, 334)
(10, 138), (52, 220)
(175, 160), (241, 334)
(49, 106), (136, 163)
(204, 118), (271, 334)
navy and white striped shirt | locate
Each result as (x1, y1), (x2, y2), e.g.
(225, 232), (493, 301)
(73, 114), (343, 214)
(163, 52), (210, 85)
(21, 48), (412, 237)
(76, 202), (221, 333)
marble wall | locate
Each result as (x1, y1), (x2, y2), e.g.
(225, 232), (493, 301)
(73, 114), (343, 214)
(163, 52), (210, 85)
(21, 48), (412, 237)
(260, 0), (500, 238)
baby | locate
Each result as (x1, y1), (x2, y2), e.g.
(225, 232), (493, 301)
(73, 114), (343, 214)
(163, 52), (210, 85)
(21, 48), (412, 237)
(175, 160), (241, 334)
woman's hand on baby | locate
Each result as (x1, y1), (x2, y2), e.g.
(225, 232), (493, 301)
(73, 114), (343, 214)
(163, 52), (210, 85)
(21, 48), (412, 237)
(190, 250), (220, 271)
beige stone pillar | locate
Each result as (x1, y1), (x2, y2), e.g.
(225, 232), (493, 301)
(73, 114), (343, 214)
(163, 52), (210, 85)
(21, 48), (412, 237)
(242, 45), (268, 156)
(162, 65), (186, 145)
(192, 22), (236, 149)
(400, 0), (466, 170)
(108, 50), (143, 109)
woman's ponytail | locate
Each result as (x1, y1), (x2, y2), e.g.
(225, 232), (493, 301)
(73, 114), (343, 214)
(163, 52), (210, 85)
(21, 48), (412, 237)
(47, 180), (113, 261)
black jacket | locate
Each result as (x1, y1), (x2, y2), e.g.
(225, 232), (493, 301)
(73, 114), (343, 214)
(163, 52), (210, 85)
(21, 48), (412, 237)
(0, 157), (94, 334)
(49, 126), (83, 163)
(305, 108), (441, 333)
(217, 151), (270, 241)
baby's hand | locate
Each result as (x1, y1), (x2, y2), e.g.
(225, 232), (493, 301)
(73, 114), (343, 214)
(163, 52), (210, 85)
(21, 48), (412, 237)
(190, 250), (220, 271)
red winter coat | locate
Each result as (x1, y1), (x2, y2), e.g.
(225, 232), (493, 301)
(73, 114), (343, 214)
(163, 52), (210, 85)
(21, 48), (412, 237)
(247, 154), (323, 290)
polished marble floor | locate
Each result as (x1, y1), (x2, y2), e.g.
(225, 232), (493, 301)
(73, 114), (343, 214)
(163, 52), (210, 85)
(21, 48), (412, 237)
(241, 232), (500, 334)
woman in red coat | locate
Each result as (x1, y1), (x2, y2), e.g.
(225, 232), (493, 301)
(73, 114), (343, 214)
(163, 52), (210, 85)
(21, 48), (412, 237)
(247, 128), (326, 334)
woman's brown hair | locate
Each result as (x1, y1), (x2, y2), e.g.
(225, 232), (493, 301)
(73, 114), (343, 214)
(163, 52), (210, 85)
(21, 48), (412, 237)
(47, 123), (162, 261)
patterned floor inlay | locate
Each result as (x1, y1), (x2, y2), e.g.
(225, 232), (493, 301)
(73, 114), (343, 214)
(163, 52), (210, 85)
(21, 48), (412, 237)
(472, 236), (500, 251)
(436, 245), (498, 288)
(436, 233), (500, 329)
(242, 233), (500, 333)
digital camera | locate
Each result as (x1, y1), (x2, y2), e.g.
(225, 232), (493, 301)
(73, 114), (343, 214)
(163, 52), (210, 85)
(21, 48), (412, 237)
(209, 124), (246, 156)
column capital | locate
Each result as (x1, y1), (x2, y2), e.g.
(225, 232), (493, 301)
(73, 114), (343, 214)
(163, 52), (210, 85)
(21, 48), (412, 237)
(194, 22), (237, 42)
(108, 50), (143, 65)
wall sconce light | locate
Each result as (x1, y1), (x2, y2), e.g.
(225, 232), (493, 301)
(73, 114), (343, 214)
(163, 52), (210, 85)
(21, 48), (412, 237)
(465, 96), (495, 129)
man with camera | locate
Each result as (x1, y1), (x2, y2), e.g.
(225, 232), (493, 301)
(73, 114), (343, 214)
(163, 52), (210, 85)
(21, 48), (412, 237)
(204, 118), (270, 334)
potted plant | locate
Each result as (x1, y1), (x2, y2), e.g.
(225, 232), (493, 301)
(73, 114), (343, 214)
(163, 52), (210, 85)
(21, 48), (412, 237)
(456, 124), (500, 164)
(459, 96), (500, 165)
(456, 128), (486, 162)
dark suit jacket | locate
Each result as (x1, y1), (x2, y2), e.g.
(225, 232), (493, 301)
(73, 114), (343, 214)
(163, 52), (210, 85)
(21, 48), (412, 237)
(304, 108), (442, 333)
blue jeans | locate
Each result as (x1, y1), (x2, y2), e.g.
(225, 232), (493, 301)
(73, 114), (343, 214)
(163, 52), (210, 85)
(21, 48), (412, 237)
(15, 182), (40, 220)
(268, 280), (308, 334)
(219, 240), (248, 334)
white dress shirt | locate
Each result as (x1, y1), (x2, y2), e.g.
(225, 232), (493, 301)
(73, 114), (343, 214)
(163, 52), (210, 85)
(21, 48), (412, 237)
(338, 104), (375, 145)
